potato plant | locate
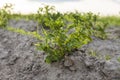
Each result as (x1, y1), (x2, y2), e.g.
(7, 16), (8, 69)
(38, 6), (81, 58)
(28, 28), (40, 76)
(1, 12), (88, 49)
(0, 3), (12, 27)
(35, 5), (107, 63)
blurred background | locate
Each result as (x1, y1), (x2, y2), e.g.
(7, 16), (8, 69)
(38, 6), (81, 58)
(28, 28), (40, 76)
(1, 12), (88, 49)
(0, 0), (120, 15)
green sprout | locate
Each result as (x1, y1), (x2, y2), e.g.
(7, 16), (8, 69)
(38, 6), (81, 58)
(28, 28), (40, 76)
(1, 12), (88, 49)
(105, 55), (111, 61)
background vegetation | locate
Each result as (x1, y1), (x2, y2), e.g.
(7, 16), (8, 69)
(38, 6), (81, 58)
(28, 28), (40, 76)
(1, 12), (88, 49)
(0, 4), (120, 63)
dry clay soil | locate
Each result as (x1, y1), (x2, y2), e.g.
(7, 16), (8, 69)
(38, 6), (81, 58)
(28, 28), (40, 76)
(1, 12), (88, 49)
(0, 19), (120, 80)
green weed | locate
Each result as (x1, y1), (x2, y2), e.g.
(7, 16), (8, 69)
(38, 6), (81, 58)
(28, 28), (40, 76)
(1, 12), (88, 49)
(105, 55), (111, 61)
(89, 50), (97, 57)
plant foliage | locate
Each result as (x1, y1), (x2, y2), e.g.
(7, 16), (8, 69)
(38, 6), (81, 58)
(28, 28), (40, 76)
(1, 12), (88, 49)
(0, 3), (12, 27)
(35, 5), (107, 63)
(0, 4), (108, 63)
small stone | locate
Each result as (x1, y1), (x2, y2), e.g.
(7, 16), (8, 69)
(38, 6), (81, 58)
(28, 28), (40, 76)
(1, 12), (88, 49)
(3, 38), (8, 43)
(0, 51), (9, 59)
(64, 56), (74, 67)
(69, 66), (76, 71)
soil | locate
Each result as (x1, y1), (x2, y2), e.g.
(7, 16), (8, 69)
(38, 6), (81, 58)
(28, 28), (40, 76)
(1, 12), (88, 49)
(0, 19), (120, 80)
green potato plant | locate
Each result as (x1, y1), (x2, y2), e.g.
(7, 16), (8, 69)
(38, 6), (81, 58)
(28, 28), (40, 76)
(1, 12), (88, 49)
(0, 3), (12, 28)
(35, 5), (107, 63)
